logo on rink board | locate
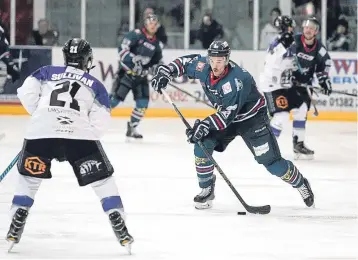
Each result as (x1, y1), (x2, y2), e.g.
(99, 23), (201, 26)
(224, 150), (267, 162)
(275, 96), (288, 109)
(24, 157), (47, 175)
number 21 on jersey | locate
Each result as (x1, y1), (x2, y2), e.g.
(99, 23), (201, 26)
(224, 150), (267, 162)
(50, 81), (81, 111)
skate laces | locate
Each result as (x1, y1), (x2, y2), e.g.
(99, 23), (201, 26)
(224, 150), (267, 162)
(110, 212), (129, 239)
(8, 210), (28, 238)
(198, 186), (212, 197)
(298, 184), (310, 199)
(297, 142), (312, 152)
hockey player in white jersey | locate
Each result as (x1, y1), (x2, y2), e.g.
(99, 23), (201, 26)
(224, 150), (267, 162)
(260, 16), (332, 160)
(6, 38), (134, 253)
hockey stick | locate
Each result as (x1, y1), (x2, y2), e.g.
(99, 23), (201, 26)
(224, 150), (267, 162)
(305, 84), (319, 116)
(0, 152), (20, 182)
(161, 89), (271, 215)
(167, 82), (215, 109)
(307, 86), (358, 97)
(330, 90), (357, 97)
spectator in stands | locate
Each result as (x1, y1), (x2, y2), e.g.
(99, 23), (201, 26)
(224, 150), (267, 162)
(28, 19), (59, 46)
(197, 13), (224, 49)
(327, 18), (351, 51)
(259, 7), (281, 50)
(143, 7), (168, 47)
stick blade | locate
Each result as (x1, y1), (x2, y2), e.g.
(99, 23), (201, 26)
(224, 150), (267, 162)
(246, 204), (271, 215)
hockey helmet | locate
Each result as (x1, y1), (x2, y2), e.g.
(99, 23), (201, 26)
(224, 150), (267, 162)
(302, 17), (320, 31)
(208, 41), (231, 65)
(144, 14), (159, 25)
(274, 15), (296, 33)
(63, 38), (93, 72)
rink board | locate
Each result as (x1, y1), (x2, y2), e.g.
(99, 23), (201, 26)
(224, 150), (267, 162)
(0, 47), (356, 121)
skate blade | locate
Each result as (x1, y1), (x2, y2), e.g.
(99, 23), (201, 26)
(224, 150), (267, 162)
(294, 153), (314, 160)
(7, 239), (16, 253)
(307, 202), (316, 208)
(125, 137), (143, 143)
(195, 200), (213, 210)
(120, 239), (133, 255)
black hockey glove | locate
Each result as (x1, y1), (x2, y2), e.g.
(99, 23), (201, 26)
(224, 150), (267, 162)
(7, 62), (20, 82)
(151, 64), (173, 94)
(186, 119), (210, 144)
(278, 32), (294, 48)
(317, 74), (332, 96)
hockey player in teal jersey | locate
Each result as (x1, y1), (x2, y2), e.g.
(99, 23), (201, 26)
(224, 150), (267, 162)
(151, 40), (315, 210)
(0, 23), (20, 83)
(110, 14), (163, 139)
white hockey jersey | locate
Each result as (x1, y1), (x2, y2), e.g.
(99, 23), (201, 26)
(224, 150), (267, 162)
(259, 39), (298, 93)
(17, 65), (111, 140)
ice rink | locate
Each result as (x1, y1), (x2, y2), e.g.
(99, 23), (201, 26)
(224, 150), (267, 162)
(0, 116), (357, 260)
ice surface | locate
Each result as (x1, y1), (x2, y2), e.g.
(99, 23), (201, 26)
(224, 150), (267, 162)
(0, 116), (357, 260)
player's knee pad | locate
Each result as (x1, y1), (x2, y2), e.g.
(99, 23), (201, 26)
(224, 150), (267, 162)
(244, 124), (282, 165)
(17, 151), (52, 179)
(292, 102), (308, 121)
(91, 176), (119, 199)
(73, 152), (114, 187)
(266, 159), (303, 187)
(269, 112), (289, 137)
(194, 138), (217, 158)
(135, 98), (149, 109)
(264, 158), (288, 177)
(12, 174), (42, 208)
(110, 94), (121, 108)
(112, 73), (133, 101)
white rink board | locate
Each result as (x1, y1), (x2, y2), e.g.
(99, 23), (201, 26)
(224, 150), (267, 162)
(52, 48), (357, 111)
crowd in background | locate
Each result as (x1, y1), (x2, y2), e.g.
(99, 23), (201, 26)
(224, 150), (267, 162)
(0, 0), (356, 51)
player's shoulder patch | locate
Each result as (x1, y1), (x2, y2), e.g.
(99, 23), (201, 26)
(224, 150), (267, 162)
(134, 29), (141, 34)
(31, 65), (49, 80)
(234, 78), (243, 91)
(318, 45), (327, 57)
(195, 61), (205, 72)
(222, 81), (232, 94)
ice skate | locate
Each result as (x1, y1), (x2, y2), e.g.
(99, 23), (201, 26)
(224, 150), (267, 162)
(6, 208), (29, 252)
(126, 122), (143, 140)
(297, 178), (315, 207)
(108, 210), (134, 254)
(194, 175), (216, 209)
(293, 136), (314, 160)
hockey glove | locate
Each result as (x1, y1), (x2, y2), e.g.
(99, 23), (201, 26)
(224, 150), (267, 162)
(131, 56), (143, 76)
(186, 119), (210, 144)
(317, 74), (332, 96)
(7, 62), (20, 82)
(151, 65), (173, 94)
(278, 32), (294, 48)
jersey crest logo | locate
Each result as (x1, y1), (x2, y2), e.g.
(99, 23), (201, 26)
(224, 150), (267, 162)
(222, 82), (232, 94)
(297, 52), (314, 61)
(143, 41), (155, 51)
(196, 61), (205, 72)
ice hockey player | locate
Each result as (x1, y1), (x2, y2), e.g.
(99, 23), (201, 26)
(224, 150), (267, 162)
(0, 23), (20, 83)
(6, 38), (133, 253)
(110, 14), (163, 139)
(260, 16), (332, 160)
(151, 40), (315, 210)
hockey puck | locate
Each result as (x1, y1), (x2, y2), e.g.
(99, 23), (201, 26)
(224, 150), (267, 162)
(237, 211), (247, 215)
